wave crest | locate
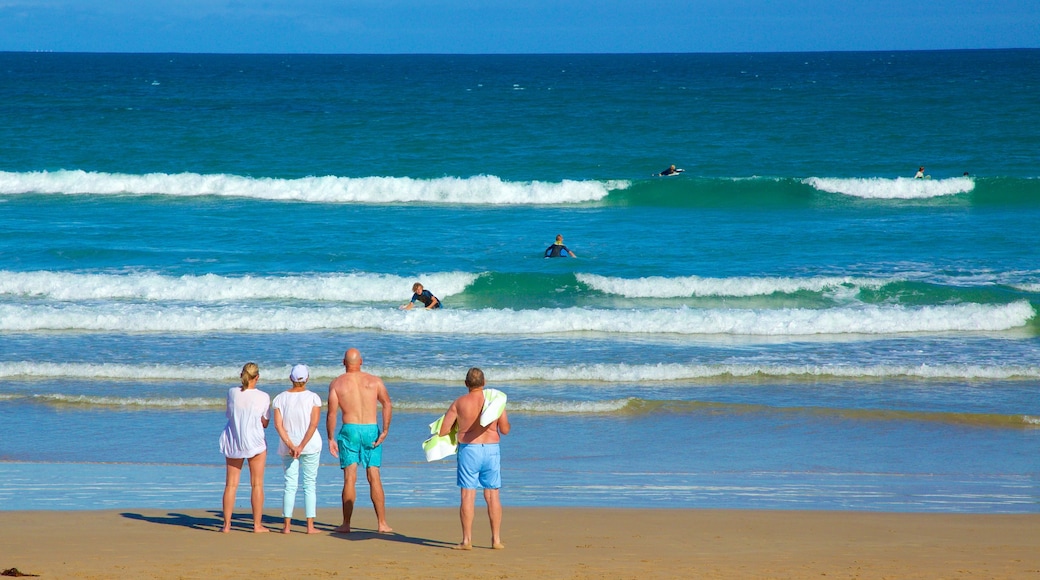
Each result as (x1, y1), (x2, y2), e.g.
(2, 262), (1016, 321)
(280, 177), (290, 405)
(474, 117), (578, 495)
(577, 273), (890, 298)
(0, 170), (626, 205)
(0, 270), (478, 303)
(0, 301), (1032, 335)
(804, 176), (974, 199)
(4, 361), (1038, 382)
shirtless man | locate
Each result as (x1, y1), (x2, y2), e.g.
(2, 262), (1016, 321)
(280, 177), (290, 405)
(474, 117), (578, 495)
(326, 348), (393, 533)
(438, 367), (511, 550)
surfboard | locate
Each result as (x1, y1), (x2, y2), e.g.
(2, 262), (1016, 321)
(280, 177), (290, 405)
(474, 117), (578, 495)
(421, 389), (506, 461)
(480, 388), (507, 427)
(422, 414), (458, 461)
(657, 168), (684, 177)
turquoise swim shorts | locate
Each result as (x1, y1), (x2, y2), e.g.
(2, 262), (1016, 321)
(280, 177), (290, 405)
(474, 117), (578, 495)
(336, 424), (382, 469)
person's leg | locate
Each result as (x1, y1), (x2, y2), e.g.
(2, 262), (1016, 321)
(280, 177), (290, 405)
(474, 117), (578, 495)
(478, 444), (504, 548)
(281, 454), (299, 533)
(246, 451), (269, 533)
(334, 464), (358, 533)
(484, 488), (504, 548)
(456, 488), (477, 549)
(365, 467), (393, 533)
(299, 452), (320, 533)
(222, 458), (244, 533)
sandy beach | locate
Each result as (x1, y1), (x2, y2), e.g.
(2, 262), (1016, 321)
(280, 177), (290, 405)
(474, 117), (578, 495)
(2, 508), (1037, 579)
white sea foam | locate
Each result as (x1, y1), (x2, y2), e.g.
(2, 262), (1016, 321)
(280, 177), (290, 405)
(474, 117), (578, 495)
(392, 398), (634, 413)
(1012, 283), (1040, 293)
(0, 301), (1032, 335)
(0, 170), (626, 205)
(577, 273), (891, 298)
(0, 362), (237, 381)
(9, 392), (634, 414)
(0, 270), (478, 302)
(5, 361), (1037, 382)
(30, 394), (221, 408)
(804, 176), (974, 199)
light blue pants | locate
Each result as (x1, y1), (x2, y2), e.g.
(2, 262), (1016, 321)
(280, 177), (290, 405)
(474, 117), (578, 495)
(282, 452), (319, 519)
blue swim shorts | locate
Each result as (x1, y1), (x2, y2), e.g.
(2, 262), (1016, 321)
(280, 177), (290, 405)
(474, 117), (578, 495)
(336, 424), (382, 469)
(456, 443), (501, 489)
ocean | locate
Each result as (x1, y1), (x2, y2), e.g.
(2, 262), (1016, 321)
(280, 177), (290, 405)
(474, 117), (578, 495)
(0, 50), (1037, 513)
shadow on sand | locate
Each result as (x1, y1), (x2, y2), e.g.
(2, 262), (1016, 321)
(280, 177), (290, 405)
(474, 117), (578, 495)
(119, 511), (456, 548)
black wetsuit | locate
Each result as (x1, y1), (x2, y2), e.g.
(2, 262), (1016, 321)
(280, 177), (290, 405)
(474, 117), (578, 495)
(544, 243), (571, 258)
(410, 289), (441, 308)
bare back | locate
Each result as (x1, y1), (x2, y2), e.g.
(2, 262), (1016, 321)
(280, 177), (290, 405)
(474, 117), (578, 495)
(329, 369), (388, 425)
(447, 388), (509, 444)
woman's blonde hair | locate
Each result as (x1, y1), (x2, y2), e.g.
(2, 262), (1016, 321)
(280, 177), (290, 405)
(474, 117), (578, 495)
(240, 362), (259, 390)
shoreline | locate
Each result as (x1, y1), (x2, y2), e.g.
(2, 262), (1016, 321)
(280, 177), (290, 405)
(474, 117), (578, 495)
(3, 507), (1038, 578)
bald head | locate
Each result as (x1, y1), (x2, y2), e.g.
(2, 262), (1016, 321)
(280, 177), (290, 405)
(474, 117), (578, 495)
(344, 348), (362, 369)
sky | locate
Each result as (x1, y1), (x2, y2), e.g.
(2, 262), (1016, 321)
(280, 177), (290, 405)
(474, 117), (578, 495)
(1, 0), (1038, 54)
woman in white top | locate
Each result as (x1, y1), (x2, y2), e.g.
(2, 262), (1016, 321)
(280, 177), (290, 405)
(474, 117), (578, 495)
(218, 362), (271, 533)
(272, 364), (323, 534)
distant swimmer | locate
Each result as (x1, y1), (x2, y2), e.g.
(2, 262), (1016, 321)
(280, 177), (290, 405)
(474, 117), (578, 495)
(401, 282), (441, 310)
(915, 167), (925, 179)
(544, 234), (576, 258)
(659, 164), (684, 176)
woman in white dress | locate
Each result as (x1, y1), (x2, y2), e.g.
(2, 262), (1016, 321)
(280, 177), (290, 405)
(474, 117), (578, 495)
(272, 364), (323, 533)
(218, 362), (271, 533)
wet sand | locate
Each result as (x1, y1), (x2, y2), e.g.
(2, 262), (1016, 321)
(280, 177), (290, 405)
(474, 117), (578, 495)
(2, 508), (1038, 579)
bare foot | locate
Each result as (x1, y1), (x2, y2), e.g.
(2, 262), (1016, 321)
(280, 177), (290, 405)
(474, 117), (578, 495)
(451, 543), (472, 551)
(305, 526), (321, 534)
(281, 526), (292, 534)
(332, 525), (351, 533)
(221, 526), (231, 534)
(492, 542), (506, 550)
(253, 526), (270, 534)
(377, 524), (394, 534)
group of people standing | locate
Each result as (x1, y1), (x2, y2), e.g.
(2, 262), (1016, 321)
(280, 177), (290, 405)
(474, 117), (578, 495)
(217, 348), (510, 550)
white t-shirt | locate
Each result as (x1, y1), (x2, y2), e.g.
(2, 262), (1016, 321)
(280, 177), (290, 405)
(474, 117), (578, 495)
(272, 389), (323, 456)
(218, 387), (271, 459)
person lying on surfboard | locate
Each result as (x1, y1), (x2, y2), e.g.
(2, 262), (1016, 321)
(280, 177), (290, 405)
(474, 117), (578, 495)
(659, 164), (684, 176)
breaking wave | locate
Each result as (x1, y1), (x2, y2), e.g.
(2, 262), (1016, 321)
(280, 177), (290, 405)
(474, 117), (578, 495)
(0, 170), (625, 205)
(0, 301), (1032, 336)
(804, 176), (975, 199)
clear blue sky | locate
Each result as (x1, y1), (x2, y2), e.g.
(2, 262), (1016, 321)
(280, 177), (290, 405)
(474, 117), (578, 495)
(2, 0), (1038, 54)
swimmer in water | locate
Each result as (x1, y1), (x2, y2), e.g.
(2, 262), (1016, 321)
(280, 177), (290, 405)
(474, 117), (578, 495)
(544, 234), (576, 258)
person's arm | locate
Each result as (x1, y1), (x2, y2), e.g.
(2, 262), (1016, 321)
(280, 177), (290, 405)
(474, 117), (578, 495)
(373, 381), (392, 447)
(438, 402), (459, 437)
(427, 295), (440, 309)
(260, 401), (270, 429)
(326, 385), (339, 458)
(497, 409), (510, 436)
(566, 247), (577, 257)
(272, 407), (296, 458)
(298, 403), (321, 455)
(400, 293), (418, 310)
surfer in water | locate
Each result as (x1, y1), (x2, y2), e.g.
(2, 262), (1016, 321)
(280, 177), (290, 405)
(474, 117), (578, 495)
(544, 234), (576, 258)
(915, 167), (925, 179)
(401, 282), (441, 310)
(659, 164), (683, 176)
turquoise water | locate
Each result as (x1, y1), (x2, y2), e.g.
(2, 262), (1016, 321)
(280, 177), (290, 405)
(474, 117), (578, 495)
(0, 50), (1038, 512)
